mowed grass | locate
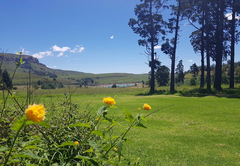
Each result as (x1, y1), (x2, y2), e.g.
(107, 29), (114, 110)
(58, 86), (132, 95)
(119, 96), (240, 166)
(3, 86), (240, 165)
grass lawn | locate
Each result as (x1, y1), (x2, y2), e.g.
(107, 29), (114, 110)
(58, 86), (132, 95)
(2, 86), (240, 165)
(119, 95), (240, 165)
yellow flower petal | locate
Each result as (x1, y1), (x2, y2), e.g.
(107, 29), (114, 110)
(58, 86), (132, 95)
(103, 97), (116, 106)
(143, 103), (151, 111)
(25, 104), (46, 122)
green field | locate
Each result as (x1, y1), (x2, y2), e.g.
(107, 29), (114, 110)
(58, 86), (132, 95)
(1, 86), (240, 165)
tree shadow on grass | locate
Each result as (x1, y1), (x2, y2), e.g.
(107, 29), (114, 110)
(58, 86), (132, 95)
(136, 88), (240, 99)
(136, 89), (177, 96)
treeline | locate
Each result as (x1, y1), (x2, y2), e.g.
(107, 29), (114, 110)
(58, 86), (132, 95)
(147, 60), (240, 88)
(35, 79), (64, 89)
(129, 0), (240, 92)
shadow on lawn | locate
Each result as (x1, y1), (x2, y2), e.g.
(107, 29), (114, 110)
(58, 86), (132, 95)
(136, 88), (240, 99)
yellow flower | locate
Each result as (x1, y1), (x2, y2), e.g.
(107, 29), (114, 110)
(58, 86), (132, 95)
(138, 108), (141, 111)
(143, 103), (151, 111)
(96, 118), (99, 121)
(103, 97), (116, 106)
(74, 141), (79, 145)
(25, 104), (46, 122)
(114, 147), (118, 151)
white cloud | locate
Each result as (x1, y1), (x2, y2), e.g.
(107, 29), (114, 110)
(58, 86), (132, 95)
(225, 13), (240, 20)
(188, 60), (193, 62)
(70, 48), (77, 53)
(79, 47), (84, 52)
(40, 51), (52, 56)
(20, 47), (30, 55)
(70, 45), (84, 53)
(110, 35), (114, 39)
(33, 44), (84, 59)
(52, 45), (70, 52)
(32, 53), (44, 59)
(57, 52), (64, 57)
(32, 51), (53, 59)
(53, 66), (56, 68)
(154, 46), (161, 49)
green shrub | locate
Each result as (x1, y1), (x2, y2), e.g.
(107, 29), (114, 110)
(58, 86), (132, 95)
(0, 93), (162, 165)
(190, 78), (196, 86)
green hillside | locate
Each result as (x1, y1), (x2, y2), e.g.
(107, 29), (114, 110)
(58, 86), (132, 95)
(0, 53), (148, 85)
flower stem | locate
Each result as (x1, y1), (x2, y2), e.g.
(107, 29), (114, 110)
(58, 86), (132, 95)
(3, 119), (26, 166)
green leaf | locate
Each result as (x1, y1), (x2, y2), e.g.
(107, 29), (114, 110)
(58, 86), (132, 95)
(68, 122), (91, 128)
(135, 122), (147, 128)
(115, 139), (125, 160)
(52, 163), (59, 166)
(103, 145), (111, 152)
(24, 146), (42, 150)
(89, 140), (100, 152)
(84, 147), (93, 153)
(20, 57), (25, 64)
(75, 155), (99, 166)
(97, 106), (107, 116)
(0, 146), (8, 152)
(26, 121), (50, 128)
(13, 152), (41, 159)
(16, 62), (20, 67)
(7, 159), (21, 164)
(58, 142), (76, 147)
(91, 130), (105, 138)
(11, 116), (26, 131)
(141, 116), (147, 122)
(123, 108), (134, 123)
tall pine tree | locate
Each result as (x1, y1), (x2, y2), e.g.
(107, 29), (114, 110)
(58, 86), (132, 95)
(128, 0), (166, 93)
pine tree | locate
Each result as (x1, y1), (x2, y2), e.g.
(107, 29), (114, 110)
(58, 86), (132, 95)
(176, 60), (185, 84)
(128, 0), (166, 93)
(2, 69), (13, 89)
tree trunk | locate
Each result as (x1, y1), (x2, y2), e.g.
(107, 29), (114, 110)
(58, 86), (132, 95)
(214, 0), (223, 90)
(171, 0), (181, 92)
(150, 1), (155, 93)
(230, 0), (235, 88)
(205, 1), (211, 91)
(200, 0), (205, 88)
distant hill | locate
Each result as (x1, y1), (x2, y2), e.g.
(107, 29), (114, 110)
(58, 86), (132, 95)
(0, 53), (148, 86)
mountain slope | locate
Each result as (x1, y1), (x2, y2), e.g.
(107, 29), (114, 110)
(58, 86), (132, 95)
(0, 53), (148, 85)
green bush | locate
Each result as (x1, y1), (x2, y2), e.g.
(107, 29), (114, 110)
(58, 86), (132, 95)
(0, 93), (160, 165)
(190, 78), (196, 86)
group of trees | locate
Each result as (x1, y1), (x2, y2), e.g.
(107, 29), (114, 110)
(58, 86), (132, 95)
(147, 59), (185, 87)
(76, 78), (94, 88)
(0, 69), (13, 90)
(36, 79), (64, 89)
(129, 0), (240, 92)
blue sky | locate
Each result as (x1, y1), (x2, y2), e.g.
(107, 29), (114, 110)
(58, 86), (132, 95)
(0, 0), (239, 74)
